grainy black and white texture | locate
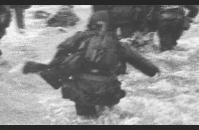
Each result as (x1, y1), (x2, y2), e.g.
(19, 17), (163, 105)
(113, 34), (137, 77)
(0, 5), (199, 125)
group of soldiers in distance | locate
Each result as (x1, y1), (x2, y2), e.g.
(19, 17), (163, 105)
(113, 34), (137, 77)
(0, 5), (198, 118)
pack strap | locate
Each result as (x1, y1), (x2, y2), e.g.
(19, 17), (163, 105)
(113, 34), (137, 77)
(76, 73), (116, 82)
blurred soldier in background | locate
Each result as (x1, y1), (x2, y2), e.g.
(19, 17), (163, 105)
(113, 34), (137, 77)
(23, 11), (160, 118)
(0, 5), (11, 39)
(0, 5), (11, 55)
(10, 5), (31, 33)
(91, 5), (198, 51)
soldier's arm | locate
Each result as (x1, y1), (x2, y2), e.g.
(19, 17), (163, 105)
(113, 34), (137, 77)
(121, 44), (160, 77)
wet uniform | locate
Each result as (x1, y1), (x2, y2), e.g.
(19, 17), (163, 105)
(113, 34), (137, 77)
(23, 12), (160, 118)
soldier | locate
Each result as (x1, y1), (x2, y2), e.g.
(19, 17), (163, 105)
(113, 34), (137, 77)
(0, 5), (11, 38)
(0, 5), (11, 55)
(23, 16), (160, 118)
(93, 5), (111, 12)
(10, 5), (31, 33)
(91, 5), (198, 51)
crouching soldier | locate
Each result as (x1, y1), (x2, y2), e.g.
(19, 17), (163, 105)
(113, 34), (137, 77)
(23, 20), (160, 118)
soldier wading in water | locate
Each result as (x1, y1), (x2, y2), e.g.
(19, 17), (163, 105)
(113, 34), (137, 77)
(91, 5), (198, 51)
(10, 5), (31, 33)
(0, 5), (12, 56)
(23, 13), (160, 118)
